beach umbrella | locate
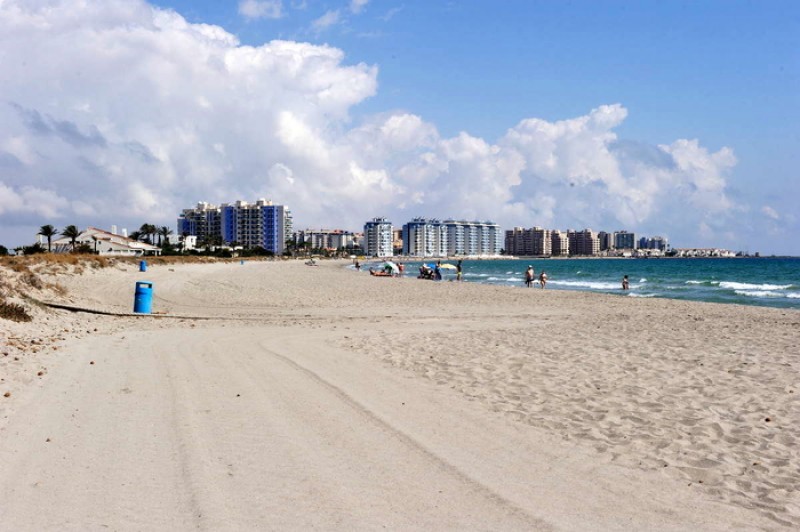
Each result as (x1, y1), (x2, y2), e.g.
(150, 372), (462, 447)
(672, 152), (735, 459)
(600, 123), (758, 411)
(381, 261), (399, 274)
(439, 263), (458, 270)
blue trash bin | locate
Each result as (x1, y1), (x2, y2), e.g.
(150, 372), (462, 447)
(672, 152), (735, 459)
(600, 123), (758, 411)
(134, 281), (153, 314)
(139, 260), (147, 272)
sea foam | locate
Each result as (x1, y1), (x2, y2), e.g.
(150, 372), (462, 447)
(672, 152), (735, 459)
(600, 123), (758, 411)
(719, 281), (791, 291)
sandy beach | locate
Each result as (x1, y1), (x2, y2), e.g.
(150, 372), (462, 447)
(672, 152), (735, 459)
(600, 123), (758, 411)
(1, 258), (798, 530)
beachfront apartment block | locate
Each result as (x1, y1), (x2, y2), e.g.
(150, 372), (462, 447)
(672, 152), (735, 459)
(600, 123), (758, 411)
(614, 230), (637, 250)
(598, 231), (614, 251)
(178, 199), (292, 254)
(363, 217), (394, 257)
(505, 227), (572, 257)
(551, 230), (569, 256)
(506, 227), (599, 256)
(293, 229), (357, 251)
(403, 218), (447, 257)
(402, 218), (502, 257)
(639, 235), (668, 251)
(568, 229), (600, 256)
(532, 227), (552, 256)
(506, 224), (668, 257)
(504, 227), (530, 256)
(504, 226), (551, 256)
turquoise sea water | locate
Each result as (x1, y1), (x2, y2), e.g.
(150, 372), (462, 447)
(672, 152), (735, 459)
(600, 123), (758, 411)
(371, 257), (800, 310)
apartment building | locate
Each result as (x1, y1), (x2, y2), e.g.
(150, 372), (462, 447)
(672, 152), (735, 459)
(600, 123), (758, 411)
(177, 201), (220, 242)
(401, 218), (502, 256)
(504, 227), (533, 256)
(403, 218), (448, 257)
(178, 199), (292, 254)
(363, 217), (394, 257)
(504, 226), (552, 256)
(567, 229), (600, 256)
(532, 226), (552, 256)
(598, 231), (615, 252)
(613, 230), (637, 250)
(639, 235), (668, 251)
(294, 229), (357, 251)
(551, 230), (569, 256)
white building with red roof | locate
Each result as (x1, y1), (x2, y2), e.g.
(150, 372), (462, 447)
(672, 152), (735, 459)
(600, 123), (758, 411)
(51, 227), (161, 256)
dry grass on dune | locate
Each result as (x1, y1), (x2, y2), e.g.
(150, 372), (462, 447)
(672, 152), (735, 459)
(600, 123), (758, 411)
(0, 253), (274, 272)
(0, 254), (280, 322)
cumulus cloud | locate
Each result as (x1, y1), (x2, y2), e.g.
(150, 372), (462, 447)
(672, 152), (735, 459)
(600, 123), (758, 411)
(238, 0), (282, 20)
(0, 0), (743, 250)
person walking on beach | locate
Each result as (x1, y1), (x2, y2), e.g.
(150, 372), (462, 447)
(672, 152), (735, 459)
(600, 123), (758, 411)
(622, 275), (630, 290)
(434, 262), (442, 281)
(539, 271), (547, 289)
(456, 260), (463, 281)
(525, 265), (534, 288)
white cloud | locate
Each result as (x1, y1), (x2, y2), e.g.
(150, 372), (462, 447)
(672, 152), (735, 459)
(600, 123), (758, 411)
(762, 205), (780, 220)
(238, 0), (282, 20)
(380, 7), (403, 22)
(312, 9), (340, 32)
(0, 0), (750, 251)
(350, 0), (369, 14)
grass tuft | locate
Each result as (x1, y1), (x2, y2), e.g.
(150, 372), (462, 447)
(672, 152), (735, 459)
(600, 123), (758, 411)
(0, 299), (33, 322)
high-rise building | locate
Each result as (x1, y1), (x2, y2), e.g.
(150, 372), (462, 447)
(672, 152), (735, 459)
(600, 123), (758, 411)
(446, 219), (502, 256)
(363, 217), (394, 257)
(568, 229), (600, 256)
(644, 236), (668, 251)
(402, 218), (501, 256)
(178, 199), (292, 254)
(504, 227), (528, 256)
(504, 227), (553, 256)
(294, 229), (357, 251)
(551, 230), (570, 256)
(403, 218), (447, 257)
(532, 226), (552, 256)
(177, 202), (220, 242)
(598, 231), (615, 251)
(613, 230), (637, 250)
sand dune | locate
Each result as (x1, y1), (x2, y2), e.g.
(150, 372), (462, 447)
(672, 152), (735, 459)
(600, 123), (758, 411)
(1, 258), (797, 529)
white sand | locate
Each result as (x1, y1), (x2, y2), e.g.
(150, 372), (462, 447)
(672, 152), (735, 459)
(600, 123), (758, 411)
(1, 258), (798, 529)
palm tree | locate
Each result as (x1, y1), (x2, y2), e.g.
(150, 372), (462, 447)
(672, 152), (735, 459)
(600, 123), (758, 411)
(129, 230), (142, 242)
(61, 225), (81, 252)
(38, 224), (58, 252)
(158, 226), (173, 247)
(139, 223), (157, 244)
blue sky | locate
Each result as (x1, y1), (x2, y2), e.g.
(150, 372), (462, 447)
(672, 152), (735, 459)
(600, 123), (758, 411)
(1, 0), (798, 254)
(163, 1), (799, 143)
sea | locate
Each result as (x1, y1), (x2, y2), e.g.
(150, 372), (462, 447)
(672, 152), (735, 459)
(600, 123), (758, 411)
(368, 257), (800, 310)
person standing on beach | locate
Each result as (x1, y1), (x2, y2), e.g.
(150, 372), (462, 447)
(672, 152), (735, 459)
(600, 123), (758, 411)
(539, 271), (547, 289)
(456, 260), (463, 281)
(622, 275), (630, 290)
(525, 265), (534, 288)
